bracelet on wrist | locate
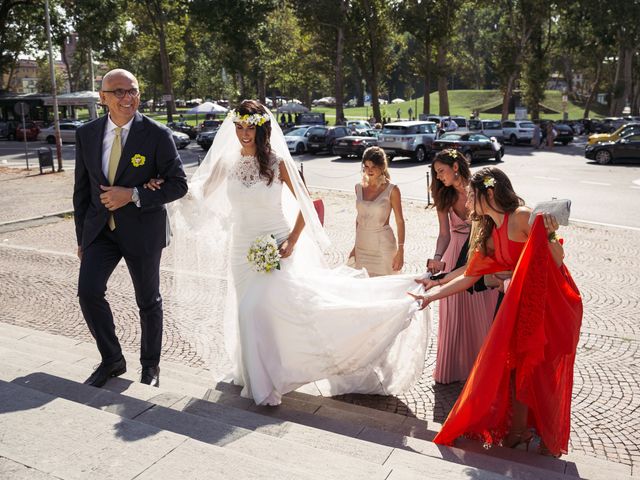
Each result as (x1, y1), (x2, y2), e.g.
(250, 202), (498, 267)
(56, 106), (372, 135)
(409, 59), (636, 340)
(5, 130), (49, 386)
(434, 253), (442, 259)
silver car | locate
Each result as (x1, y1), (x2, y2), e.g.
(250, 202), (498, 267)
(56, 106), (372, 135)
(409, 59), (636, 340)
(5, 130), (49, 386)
(37, 121), (83, 144)
(377, 121), (437, 162)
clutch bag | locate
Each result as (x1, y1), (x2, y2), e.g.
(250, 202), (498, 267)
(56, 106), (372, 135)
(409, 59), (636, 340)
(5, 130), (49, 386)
(529, 199), (571, 226)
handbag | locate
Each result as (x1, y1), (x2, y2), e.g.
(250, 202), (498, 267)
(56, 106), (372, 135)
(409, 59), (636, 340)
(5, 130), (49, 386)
(529, 198), (571, 226)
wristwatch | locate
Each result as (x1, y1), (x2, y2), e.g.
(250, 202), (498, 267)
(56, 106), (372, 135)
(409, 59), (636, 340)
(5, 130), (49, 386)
(131, 187), (141, 207)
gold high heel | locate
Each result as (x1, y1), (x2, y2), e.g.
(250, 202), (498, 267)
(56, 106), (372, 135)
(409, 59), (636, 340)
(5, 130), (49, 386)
(503, 430), (534, 451)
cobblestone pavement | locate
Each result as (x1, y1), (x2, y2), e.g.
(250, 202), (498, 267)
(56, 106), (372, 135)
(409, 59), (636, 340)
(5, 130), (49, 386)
(1, 167), (639, 470)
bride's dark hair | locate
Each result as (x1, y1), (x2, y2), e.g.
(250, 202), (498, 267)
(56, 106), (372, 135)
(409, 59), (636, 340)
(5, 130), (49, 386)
(236, 99), (274, 185)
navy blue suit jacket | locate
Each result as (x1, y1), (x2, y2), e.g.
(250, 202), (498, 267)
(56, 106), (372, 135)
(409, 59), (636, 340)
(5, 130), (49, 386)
(73, 112), (188, 254)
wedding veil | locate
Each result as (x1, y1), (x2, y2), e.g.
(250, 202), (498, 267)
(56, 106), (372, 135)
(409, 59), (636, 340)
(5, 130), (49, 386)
(165, 107), (329, 374)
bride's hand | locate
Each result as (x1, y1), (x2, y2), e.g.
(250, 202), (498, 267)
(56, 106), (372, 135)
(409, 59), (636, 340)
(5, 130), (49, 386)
(144, 178), (165, 191)
(407, 292), (432, 310)
(542, 213), (559, 235)
(279, 238), (296, 258)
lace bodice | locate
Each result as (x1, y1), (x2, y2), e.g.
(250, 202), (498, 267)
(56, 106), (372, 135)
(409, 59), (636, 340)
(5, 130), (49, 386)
(229, 154), (282, 188)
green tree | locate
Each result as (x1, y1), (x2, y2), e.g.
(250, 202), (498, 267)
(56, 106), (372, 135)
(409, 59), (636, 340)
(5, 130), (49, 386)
(350, 0), (396, 122)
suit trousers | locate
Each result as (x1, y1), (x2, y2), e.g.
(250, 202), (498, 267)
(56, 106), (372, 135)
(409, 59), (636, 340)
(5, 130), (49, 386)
(78, 226), (163, 367)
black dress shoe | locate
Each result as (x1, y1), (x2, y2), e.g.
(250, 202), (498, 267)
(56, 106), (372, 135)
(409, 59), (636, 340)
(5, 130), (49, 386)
(140, 365), (160, 387)
(84, 357), (126, 387)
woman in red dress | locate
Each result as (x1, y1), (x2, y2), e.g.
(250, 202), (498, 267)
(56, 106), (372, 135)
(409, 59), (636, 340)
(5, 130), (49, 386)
(411, 167), (583, 457)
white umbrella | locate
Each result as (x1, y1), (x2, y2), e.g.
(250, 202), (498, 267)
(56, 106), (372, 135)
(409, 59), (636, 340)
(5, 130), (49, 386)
(391, 98), (405, 104)
(276, 102), (309, 114)
(186, 101), (228, 114)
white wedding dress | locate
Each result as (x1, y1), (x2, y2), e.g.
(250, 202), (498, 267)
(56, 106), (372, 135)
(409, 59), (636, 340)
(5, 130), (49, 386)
(226, 154), (430, 405)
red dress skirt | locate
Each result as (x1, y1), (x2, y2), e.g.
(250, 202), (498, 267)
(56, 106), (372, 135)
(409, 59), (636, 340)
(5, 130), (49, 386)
(433, 215), (583, 456)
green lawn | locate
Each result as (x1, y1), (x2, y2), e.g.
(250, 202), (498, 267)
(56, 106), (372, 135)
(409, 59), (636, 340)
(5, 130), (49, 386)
(72, 90), (608, 125)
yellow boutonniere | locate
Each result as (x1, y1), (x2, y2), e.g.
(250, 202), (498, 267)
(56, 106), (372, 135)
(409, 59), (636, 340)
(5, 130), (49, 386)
(131, 154), (146, 167)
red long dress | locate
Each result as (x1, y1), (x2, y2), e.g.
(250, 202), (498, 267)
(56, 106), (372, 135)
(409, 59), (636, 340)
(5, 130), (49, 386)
(433, 214), (583, 456)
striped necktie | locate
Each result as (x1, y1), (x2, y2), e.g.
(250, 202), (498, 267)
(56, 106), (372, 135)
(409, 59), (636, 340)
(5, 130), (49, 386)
(107, 127), (122, 230)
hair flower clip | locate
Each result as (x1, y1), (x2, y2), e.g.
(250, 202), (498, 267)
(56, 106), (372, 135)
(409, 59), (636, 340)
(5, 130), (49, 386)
(228, 109), (270, 127)
(483, 176), (496, 188)
(447, 149), (460, 159)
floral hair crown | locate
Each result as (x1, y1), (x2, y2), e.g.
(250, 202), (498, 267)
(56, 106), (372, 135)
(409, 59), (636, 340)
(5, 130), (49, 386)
(483, 176), (496, 188)
(228, 109), (270, 127)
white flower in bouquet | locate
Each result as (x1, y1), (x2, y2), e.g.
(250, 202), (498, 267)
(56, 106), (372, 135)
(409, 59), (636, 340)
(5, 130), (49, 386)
(247, 234), (281, 273)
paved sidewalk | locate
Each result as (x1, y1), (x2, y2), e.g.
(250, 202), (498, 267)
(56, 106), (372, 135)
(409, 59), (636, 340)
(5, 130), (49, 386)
(0, 167), (639, 471)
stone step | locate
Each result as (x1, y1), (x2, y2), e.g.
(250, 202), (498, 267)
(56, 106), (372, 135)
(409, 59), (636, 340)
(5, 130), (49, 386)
(0, 380), (319, 480)
(1, 322), (632, 480)
(0, 357), (511, 480)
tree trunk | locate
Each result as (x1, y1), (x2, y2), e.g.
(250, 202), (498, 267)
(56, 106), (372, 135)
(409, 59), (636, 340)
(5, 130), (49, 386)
(501, 73), (517, 120)
(436, 44), (449, 115)
(610, 44), (626, 116)
(422, 38), (431, 115)
(60, 40), (75, 92)
(583, 61), (602, 118)
(257, 74), (266, 105)
(334, 2), (347, 125)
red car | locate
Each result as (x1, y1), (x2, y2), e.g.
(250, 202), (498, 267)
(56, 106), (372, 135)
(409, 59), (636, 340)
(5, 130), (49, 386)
(15, 122), (40, 141)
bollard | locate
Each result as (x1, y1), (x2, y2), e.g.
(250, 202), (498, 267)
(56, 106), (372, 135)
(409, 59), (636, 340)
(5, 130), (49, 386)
(425, 171), (431, 206)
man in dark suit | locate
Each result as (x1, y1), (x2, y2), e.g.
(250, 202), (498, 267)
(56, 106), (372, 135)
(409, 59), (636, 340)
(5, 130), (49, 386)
(73, 69), (188, 388)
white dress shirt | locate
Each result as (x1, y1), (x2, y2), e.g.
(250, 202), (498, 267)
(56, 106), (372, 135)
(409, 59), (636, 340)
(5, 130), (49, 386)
(101, 115), (134, 179)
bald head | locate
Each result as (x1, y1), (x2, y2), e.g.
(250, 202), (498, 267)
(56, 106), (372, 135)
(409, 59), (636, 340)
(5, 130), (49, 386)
(101, 69), (138, 91)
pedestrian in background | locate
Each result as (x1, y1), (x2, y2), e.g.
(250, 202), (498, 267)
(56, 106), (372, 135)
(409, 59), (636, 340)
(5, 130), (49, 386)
(532, 123), (541, 149)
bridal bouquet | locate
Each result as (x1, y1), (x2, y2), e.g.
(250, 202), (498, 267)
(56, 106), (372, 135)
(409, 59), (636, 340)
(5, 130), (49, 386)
(247, 234), (281, 273)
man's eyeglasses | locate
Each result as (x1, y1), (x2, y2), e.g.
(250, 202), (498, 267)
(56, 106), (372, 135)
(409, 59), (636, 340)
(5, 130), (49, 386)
(102, 88), (140, 99)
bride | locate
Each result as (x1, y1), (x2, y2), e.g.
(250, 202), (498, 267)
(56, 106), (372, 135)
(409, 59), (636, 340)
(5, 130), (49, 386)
(161, 100), (429, 406)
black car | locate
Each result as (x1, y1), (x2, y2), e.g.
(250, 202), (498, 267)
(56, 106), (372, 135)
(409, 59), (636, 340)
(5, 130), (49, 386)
(584, 133), (640, 165)
(196, 129), (217, 151)
(167, 121), (197, 139)
(0, 120), (18, 140)
(432, 132), (504, 162)
(332, 132), (378, 158)
(306, 125), (350, 154)
(541, 121), (573, 145)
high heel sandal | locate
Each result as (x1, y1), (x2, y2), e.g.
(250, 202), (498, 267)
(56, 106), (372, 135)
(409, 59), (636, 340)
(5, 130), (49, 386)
(503, 430), (534, 451)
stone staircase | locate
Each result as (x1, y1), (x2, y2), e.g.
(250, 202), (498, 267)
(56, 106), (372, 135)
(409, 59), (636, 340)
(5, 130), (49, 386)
(0, 322), (632, 479)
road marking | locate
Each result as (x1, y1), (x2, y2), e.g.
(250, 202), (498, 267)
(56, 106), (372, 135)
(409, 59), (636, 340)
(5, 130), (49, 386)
(571, 218), (640, 232)
(579, 180), (611, 186)
(633, 178), (640, 186)
(533, 176), (560, 181)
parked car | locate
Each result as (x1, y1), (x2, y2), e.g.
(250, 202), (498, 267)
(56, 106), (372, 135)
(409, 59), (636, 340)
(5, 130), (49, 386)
(451, 116), (469, 133)
(540, 121), (574, 145)
(468, 119), (504, 141)
(587, 122), (640, 145)
(502, 120), (535, 145)
(284, 125), (313, 154)
(196, 128), (217, 150)
(346, 120), (372, 133)
(199, 119), (221, 132)
(0, 120), (18, 140)
(601, 117), (625, 133)
(167, 121), (197, 139)
(377, 121), (437, 162)
(332, 131), (378, 159)
(584, 132), (640, 165)
(38, 122), (82, 144)
(583, 118), (608, 134)
(171, 131), (190, 149)
(16, 121), (40, 141)
(306, 125), (350, 154)
(433, 132), (504, 162)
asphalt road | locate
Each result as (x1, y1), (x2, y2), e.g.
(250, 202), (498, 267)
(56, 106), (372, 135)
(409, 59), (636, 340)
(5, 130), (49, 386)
(2, 136), (639, 229)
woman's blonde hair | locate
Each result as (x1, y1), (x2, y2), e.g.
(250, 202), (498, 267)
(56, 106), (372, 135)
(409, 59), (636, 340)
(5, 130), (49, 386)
(361, 146), (390, 187)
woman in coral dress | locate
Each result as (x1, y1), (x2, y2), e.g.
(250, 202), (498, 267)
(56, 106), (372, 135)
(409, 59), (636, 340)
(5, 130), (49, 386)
(350, 147), (405, 276)
(412, 167), (583, 457)
(427, 150), (498, 384)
